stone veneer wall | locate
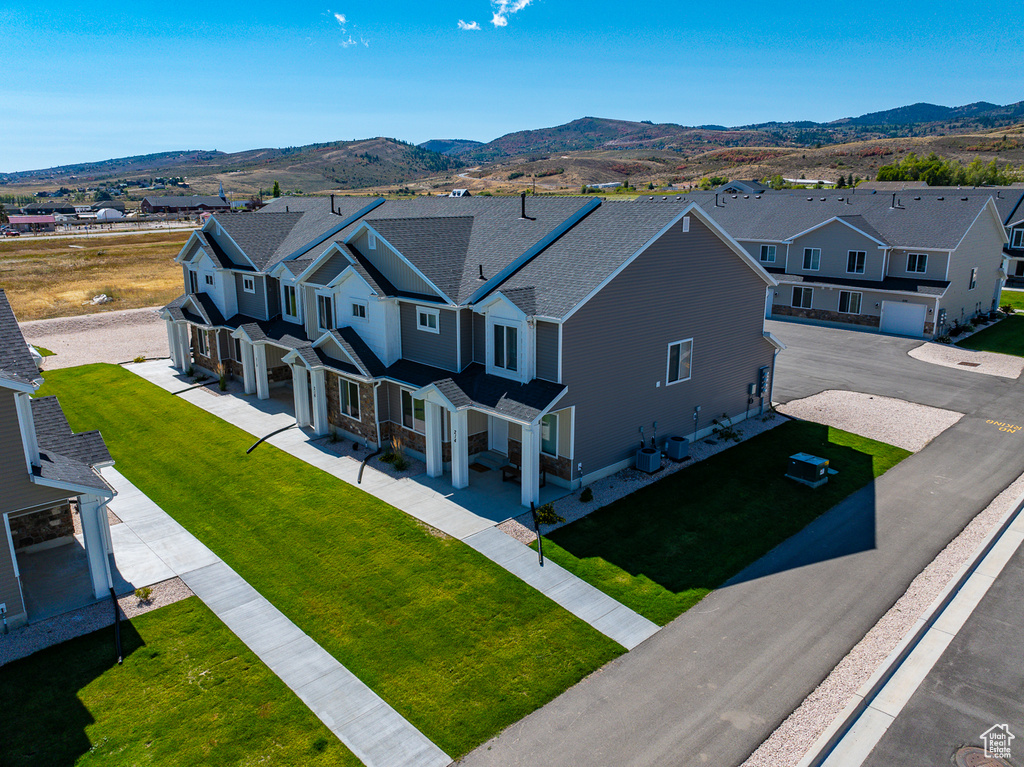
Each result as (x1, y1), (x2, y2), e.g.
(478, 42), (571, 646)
(326, 374), (378, 444)
(773, 304), (881, 329)
(506, 438), (572, 481)
(10, 503), (74, 550)
(267, 365), (291, 383)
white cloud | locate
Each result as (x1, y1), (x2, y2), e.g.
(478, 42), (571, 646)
(458, 19), (481, 30)
(333, 12), (346, 27)
(328, 9), (367, 48)
(491, 0), (532, 27)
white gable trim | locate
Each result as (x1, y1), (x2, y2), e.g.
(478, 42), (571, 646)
(345, 222), (453, 304)
(950, 198), (1009, 252)
(174, 231), (207, 264)
(476, 292), (529, 320)
(326, 264), (377, 294)
(312, 332), (369, 377)
(209, 218), (260, 271)
(559, 203), (777, 323)
(786, 216), (889, 248)
(31, 473), (114, 501)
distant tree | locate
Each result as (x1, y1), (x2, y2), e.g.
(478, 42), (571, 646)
(272, 181), (281, 198)
(0, 203), (7, 224)
(647, 181), (655, 190)
(94, 190), (113, 202)
(836, 176), (846, 189)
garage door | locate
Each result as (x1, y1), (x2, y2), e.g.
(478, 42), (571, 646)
(880, 301), (927, 337)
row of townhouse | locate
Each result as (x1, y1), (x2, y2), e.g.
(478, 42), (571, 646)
(688, 187), (1016, 338)
(162, 195), (782, 508)
(0, 290), (116, 629)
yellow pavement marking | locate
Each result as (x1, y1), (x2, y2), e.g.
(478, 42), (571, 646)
(986, 420), (1022, 434)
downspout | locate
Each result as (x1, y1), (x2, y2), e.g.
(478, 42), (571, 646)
(373, 380), (383, 450)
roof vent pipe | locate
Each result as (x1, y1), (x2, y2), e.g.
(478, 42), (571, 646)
(478, 264), (486, 281)
(715, 193), (720, 207)
(520, 191), (535, 221)
(331, 194), (336, 214)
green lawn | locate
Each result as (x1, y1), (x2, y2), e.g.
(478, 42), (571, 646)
(38, 364), (621, 758)
(536, 421), (910, 626)
(0, 598), (360, 767)
(998, 290), (1024, 312)
(957, 314), (1024, 357)
(32, 345), (55, 357)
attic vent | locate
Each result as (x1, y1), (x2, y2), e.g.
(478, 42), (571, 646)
(755, 195), (761, 199)
(682, 216), (690, 233)
(837, 197), (844, 202)
(649, 196), (654, 200)
(937, 196), (944, 200)
(731, 195), (738, 199)
(807, 197), (813, 201)
(743, 195), (749, 199)
(961, 197), (968, 201)
(914, 196), (921, 200)
(820, 197), (826, 201)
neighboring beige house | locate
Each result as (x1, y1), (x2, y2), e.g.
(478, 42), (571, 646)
(0, 290), (115, 629)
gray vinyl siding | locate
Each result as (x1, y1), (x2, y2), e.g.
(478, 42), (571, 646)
(473, 313), (486, 363)
(266, 277), (280, 318)
(302, 286), (319, 339)
(743, 241), (784, 267)
(0, 517), (26, 621)
(561, 217), (776, 475)
(789, 222), (884, 281)
(355, 230), (440, 297)
(399, 303), (458, 371)
(941, 210), (1006, 324)
(535, 321), (559, 382)
(307, 251), (349, 286)
(468, 410), (488, 434)
(459, 310), (473, 371)
(888, 248), (949, 281)
(783, 284), (930, 320)
(265, 344), (288, 368)
(235, 273), (268, 320)
(0, 393), (71, 516)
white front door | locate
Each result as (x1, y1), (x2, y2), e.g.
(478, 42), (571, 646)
(488, 416), (508, 455)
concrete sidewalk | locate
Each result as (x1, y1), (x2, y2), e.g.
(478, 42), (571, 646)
(101, 466), (450, 767)
(127, 360), (659, 650)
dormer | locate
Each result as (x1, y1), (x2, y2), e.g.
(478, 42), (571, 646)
(345, 221), (452, 302)
(475, 291), (535, 384)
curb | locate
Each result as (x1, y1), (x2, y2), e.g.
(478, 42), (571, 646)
(797, 488), (1024, 767)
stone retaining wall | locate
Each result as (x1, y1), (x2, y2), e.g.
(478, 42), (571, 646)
(10, 503), (73, 551)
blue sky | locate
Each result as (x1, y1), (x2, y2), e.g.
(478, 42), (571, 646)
(1, 0), (1021, 172)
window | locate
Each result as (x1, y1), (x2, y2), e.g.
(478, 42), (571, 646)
(666, 339), (693, 384)
(847, 251), (866, 274)
(838, 290), (862, 314)
(682, 216), (690, 233)
(792, 286), (813, 309)
(188, 270), (199, 294)
(802, 248), (820, 271)
(493, 324), (518, 372)
(417, 307), (439, 333)
(969, 267), (977, 290)
(351, 300), (367, 320)
(759, 245), (776, 263)
(339, 379), (360, 420)
(195, 329), (208, 356)
(233, 338), (242, 361)
(1012, 229), (1024, 249)
(907, 253), (928, 273)
(401, 390), (425, 433)
(368, 232), (376, 250)
(541, 413), (558, 456)
(242, 275), (256, 294)
(204, 274), (214, 287)
(283, 284), (298, 318)
(317, 294), (334, 331)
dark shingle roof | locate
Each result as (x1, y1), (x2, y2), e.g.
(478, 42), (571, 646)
(369, 216), (475, 299)
(31, 397), (112, 466)
(230, 317), (310, 349)
(166, 293), (226, 327)
(325, 327), (386, 378)
(143, 196), (229, 208)
(0, 289), (40, 386)
(35, 450), (110, 493)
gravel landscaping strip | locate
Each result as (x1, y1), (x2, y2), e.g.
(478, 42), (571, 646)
(778, 391), (964, 453)
(741, 471), (1024, 767)
(499, 412), (784, 545)
(311, 436), (427, 480)
(20, 306), (169, 370)
(0, 577), (193, 667)
(908, 341), (1024, 379)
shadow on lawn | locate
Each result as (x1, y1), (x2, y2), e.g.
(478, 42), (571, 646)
(0, 619), (143, 766)
(547, 421), (879, 597)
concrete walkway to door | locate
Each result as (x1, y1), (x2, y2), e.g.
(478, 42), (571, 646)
(126, 360), (659, 651)
(100, 466), (451, 767)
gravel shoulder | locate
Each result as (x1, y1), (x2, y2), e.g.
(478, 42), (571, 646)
(20, 306), (169, 369)
(908, 341), (1024, 379)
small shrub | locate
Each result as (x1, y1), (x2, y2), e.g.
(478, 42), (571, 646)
(508, 171), (524, 180)
(134, 586), (152, 602)
(185, 365), (194, 377)
(327, 432), (339, 444)
(580, 486), (593, 502)
(962, 323), (976, 334)
(935, 334), (952, 344)
(132, 355), (146, 364)
(352, 440), (361, 450)
(948, 325), (965, 337)
(711, 413), (741, 443)
(1001, 304), (1015, 315)
(215, 363), (228, 391)
(392, 454), (410, 471)
(534, 501), (565, 528)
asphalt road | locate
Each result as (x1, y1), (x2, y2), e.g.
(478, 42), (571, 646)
(861, 541), (1024, 767)
(459, 320), (1024, 767)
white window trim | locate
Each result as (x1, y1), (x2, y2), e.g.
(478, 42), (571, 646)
(195, 329), (208, 356)
(665, 338), (693, 386)
(351, 299), (368, 321)
(339, 378), (360, 421)
(847, 251), (866, 275)
(368, 231), (377, 250)
(803, 248), (820, 271)
(792, 286), (813, 309)
(760, 244), (776, 263)
(316, 292), (335, 333)
(282, 283), (300, 320)
(1011, 229), (1024, 249)
(491, 322), (520, 374)
(907, 253), (928, 274)
(417, 306), (440, 334)
(838, 290), (862, 315)
(242, 275), (256, 294)
(400, 389), (426, 434)
(204, 274), (215, 286)
(541, 412), (558, 457)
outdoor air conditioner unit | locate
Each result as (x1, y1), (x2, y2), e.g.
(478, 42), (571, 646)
(665, 435), (689, 461)
(636, 447), (662, 473)
(786, 453), (829, 488)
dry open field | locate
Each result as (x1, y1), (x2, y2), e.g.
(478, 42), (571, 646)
(0, 231), (189, 321)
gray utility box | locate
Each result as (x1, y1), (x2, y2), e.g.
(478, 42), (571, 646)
(787, 453), (829, 488)
(636, 447), (662, 473)
(665, 436), (689, 461)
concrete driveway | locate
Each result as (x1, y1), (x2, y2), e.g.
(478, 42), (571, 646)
(459, 319), (1024, 767)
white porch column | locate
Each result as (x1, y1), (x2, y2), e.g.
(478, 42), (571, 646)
(520, 422), (541, 508)
(254, 344), (269, 400)
(166, 320), (182, 369)
(175, 323), (191, 371)
(310, 369), (329, 436)
(451, 409), (469, 490)
(240, 340), (256, 395)
(425, 402), (444, 478)
(292, 365), (311, 427)
(79, 495), (113, 600)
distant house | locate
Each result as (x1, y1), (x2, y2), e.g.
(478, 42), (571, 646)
(7, 215), (56, 233)
(21, 201), (76, 216)
(141, 195), (230, 214)
(716, 180), (767, 195)
(91, 201), (126, 213)
(449, 189), (471, 198)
